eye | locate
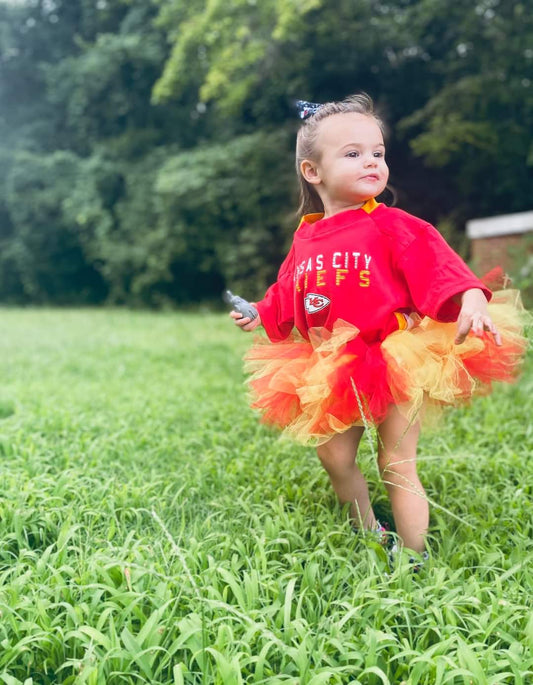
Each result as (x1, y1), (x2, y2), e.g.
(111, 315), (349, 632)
(373, 151), (385, 158)
(345, 151), (359, 158)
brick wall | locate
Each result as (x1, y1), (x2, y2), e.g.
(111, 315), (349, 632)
(470, 233), (533, 275)
(466, 211), (533, 277)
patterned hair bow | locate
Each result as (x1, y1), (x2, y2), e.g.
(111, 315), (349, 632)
(295, 100), (322, 120)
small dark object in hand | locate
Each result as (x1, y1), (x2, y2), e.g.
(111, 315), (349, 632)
(223, 290), (258, 320)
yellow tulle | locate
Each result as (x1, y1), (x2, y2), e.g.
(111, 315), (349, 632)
(245, 289), (528, 445)
(382, 289), (527, 424)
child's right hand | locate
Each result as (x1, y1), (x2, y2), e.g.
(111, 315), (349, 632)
(230, 309), (262, 332)
(455, 288), (501, 346)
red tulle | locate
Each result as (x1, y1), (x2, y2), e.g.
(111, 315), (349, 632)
(244, 289), (528, 445)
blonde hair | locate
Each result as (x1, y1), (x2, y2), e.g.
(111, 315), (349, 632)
(295, 93), (386, 216)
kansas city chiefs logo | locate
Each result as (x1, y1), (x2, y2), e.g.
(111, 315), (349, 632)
(304, 293), (331, 314)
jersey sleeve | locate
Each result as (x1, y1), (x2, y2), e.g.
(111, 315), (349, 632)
(396, 223), (491, 321)
(256, 246), (296, 341)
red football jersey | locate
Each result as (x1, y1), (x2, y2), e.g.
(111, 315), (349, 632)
(257, 199), (490, 343)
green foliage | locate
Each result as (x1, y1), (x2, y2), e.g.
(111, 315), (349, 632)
(396, 0), (533, 218)
(0, 308), (530, 682)
(2, 151), (107, 303)
(153, 0), (323, 115)
(44, 31), (166, 151)
(0, 0), (532, 305)
(153, 130), (294, 301)
(507, 234), (533, 309)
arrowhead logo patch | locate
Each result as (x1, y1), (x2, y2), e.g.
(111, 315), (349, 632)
(304, 293), (331, 314)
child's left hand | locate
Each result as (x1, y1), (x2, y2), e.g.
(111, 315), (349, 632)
(455, 288), (502, 346)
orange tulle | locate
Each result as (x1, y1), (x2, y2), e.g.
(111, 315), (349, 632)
(244, 289), (528, 445)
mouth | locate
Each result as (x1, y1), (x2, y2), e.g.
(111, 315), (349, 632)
(361, 174), (380, 182)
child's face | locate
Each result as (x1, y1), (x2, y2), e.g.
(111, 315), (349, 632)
(302, 112), (389, 217)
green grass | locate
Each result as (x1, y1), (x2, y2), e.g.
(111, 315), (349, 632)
(0, 308), (531, 684)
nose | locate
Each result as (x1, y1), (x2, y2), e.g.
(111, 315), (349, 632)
(364, 154), (377, 167)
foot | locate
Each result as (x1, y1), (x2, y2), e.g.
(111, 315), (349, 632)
(374, 521), (390, 547)
(388, 544), (429, 573)
(352, 519), (390, 546)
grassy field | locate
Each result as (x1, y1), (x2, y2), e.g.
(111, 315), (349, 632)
(0, 308), (531, 685)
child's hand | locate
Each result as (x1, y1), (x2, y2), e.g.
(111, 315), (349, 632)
(230, 308), (262, 332)
(455, 288), (502, 346)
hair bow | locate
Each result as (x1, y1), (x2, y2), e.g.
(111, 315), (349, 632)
(295, 100), (322, 120)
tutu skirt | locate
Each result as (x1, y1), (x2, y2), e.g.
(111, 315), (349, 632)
(244, 289), (528, 445)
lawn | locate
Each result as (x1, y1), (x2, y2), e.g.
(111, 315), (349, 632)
(0, 308), (531, 684)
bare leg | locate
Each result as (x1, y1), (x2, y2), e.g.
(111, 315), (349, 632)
(316, 426), (377, 530)
(377, 406), (428, 553)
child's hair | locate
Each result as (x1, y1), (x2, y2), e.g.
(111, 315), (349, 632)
(296, 92), (386, 216)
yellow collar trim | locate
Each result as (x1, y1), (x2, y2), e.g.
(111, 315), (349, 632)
(299, 198), (380, 227)
(361, 197), (380, 214)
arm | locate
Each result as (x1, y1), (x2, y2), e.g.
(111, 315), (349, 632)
(254, 245), (297, 341)
(454, 288), (502, 346)
(228, 245), (296, 338)
(397, 224), (492, 321)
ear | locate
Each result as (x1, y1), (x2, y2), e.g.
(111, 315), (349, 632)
(300, 159), (321, 185)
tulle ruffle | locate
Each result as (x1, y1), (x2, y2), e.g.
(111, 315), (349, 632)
(244, 289), (528, 445)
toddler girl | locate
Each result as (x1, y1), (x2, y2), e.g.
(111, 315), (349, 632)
(230, 93), (526, 558)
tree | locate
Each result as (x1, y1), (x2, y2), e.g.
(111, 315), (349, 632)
(2, 150), (107, 303)
(397, 0), (533, 220)
(0, 0), (531, 306)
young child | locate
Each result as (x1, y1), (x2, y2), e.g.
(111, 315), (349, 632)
(229, 93), (526, 558)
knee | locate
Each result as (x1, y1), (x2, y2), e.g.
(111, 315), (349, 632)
(316, 443), (337, 471)
(316, 443), (350, 477)
(316, 428), (362, 475)
(377, 452), (418, 481)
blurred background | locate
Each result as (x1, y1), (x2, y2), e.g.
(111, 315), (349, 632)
(0, 0), (531, 308)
